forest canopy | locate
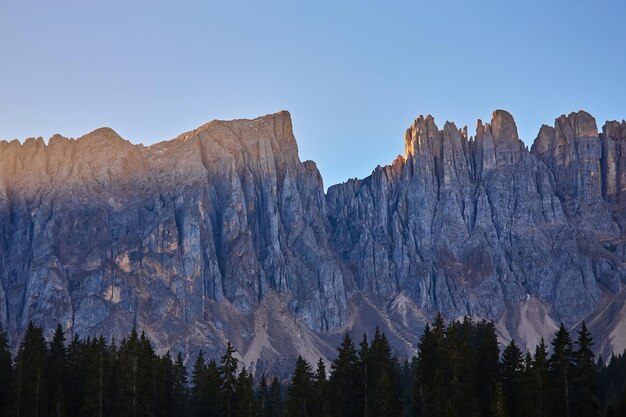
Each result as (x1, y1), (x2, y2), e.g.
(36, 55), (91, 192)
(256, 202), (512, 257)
(0, 315), (625, 417)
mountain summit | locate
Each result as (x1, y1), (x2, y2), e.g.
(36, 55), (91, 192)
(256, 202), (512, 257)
(1, 110), (625, 374)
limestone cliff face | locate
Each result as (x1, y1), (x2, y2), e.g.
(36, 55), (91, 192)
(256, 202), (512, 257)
(601, 120), (626, 228)
(1, 109), (625, 372)
(328, 110), (625, 352)
(0, 112), (347, 370)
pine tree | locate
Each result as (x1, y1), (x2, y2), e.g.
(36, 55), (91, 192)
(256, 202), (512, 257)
(256, 376), (269, 417)
(267, 376), (283, 417)
(358, 333), (369, 417)
(155, 352), (175, 417)
(549, 324), (575, 417)
(116, 329), (157, 417)
(206, 359), (223, 417)
(500, 340), (524, 417)
(598, 351), (626, 414)
(475, 320), (500, 417)
(65, 333), (85, 417)
(367, 329), (400, 417)
(286, 356), (313, 417)
(413, 324), (431, 417)
(414, 314), (448, 417)
(191, 350), (208, 417)
(517, 351), (535, 417)
(400, 359), (415, 417)
(312, 358), (329, 417)
(234, 367), (256, 417)
(431, 313), (449, 417)
(0, 323), (13, 416)
(571, 322), (601, 417)
(47, 324), (67, 417)
(442, 320), (464, 416)
(171, 353), (189, 417)
(139, 332), (159, 414)
(13, 322), (49, 417)
(191, 351), (222, 417)
(329, 333), (359, 417)
(220, 342), (239, 417)
(530, 338), (550, 417)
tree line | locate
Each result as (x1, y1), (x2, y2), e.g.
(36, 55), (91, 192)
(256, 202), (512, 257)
(1, 315), (625, 417)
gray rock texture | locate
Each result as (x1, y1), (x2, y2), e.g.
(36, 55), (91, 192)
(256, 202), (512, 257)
(1, 109), (625, 373)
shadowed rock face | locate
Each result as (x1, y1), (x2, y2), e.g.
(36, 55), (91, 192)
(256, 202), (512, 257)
(1, 109), (625, 373)
(0, 112), (347, 370)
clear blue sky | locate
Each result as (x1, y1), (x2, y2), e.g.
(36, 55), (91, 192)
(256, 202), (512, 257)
(1, 0), (625, 187)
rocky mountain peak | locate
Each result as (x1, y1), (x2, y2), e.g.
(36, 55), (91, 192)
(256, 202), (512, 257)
(48, 133), (70, 146)
(442, 120), (461, 135)
(404, 114), (438, 159)
(178, 110), (296, 150)
(530, 125), (554, 155)
(2, 108), (626, 375)
(602, 119), (626, 139)
(79, 126), (122, 140)
(490, 109), (519, 142)
(555, 110), (599, 140)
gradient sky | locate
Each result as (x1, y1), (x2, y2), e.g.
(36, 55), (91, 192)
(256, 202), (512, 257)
(1, 0), (625, 187)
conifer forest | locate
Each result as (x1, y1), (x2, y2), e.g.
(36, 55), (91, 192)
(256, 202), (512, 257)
(1, 315), (625, 417)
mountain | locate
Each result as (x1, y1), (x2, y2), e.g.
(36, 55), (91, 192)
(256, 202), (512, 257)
(1, 110), (624, 374)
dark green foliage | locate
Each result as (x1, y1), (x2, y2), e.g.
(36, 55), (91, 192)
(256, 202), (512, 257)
(78, 335), (114, 417)
(363, 328), (401, 417)
(256, 376), (270, 417)
(14, 322), (48, 417)
(549, 324), (575, 417)
(191, 350), (209, 416)
(206, 359), (224, 417)
(190, 352), (222, 417)
(400, 359), (416, 417)
(311, 358), (329, 417)
(500, 340), (524, 417)
(2, 319), (625, 417)
(234, 367), (256, 417)
(47, 324), (67, 417)
(475, 320), (500, 416)
(0, 323), (13, 416)
(517, 351), (535, 417)
(529, 338), (550, 417)
(414, 314), (449, 417)
(572, 323), (601, 417)
(115, 330), (157, 417)
(619, 387), (626, 416)
(220, 342), (239, 417)
(285, 356), (313, 417)
(328, 334), (360, 417)
(171, 353), (189, 417)
(154, 352), (175, 417)
(267, 376), (283, 417)
(599, 352), (626, 414)
(414, 315), (501, 417)
(490, 382), (507, 417)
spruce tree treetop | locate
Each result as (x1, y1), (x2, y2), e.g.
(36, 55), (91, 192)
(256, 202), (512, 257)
(220, 342), (239, 417)
(549, 323), (575, 417)
(315, 358), (327, 382)
(572, 322), (601, 417)
(286, 356), (313, 417)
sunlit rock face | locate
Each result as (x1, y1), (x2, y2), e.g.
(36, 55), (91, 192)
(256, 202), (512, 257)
(0, 112), (348, 371)
(328, 110), (625, 357)
(1, 109), (625, 374)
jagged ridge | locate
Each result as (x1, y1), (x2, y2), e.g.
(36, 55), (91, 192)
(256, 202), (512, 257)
(0, 109), (625, 374)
